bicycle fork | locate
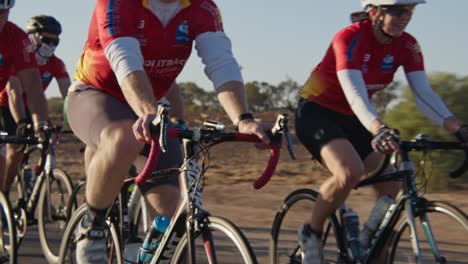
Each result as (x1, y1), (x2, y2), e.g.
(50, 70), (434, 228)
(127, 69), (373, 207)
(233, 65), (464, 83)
(405, 197), (445, 264)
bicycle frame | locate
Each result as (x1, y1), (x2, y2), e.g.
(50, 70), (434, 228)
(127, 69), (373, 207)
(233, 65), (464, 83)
(149, 139), (206, 264)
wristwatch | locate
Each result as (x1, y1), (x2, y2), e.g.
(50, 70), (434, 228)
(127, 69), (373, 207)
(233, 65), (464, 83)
(234, 113), (254, 130)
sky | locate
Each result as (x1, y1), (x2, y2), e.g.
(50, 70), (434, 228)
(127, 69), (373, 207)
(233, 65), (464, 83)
(9, 0), (468, 98)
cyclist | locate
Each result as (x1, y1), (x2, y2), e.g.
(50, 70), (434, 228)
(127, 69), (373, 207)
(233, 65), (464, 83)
(0, 0), (49, 194)
(0, 15), (70, 194)
(66, 0), (268, 263)
(295, 0), (468, 262)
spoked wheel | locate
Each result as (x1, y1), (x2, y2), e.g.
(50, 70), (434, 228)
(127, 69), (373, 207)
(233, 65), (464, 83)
(38, 168), (74, 264)
(0, 192), (17, 264)
(387, 201), (468, 264)
(172, 215), (258, 264)
(270, 188), (343, 264)
(58, 204), (122, 264)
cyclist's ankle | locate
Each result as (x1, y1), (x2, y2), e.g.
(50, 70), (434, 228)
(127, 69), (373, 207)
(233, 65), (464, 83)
(83, 203), (107, 228)
(302, 223), (322, 239)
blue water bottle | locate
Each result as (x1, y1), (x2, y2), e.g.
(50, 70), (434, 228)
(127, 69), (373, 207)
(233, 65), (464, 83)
(137, 216), (170, 264)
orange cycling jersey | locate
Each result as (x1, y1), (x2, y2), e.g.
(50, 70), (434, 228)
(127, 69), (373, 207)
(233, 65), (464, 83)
(300, 20), (425, 115)
(75, 0), (224, 101)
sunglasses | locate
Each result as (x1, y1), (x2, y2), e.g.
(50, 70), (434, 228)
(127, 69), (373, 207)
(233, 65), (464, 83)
(380, 5), (415, 17)
(40, 35), (60, 46)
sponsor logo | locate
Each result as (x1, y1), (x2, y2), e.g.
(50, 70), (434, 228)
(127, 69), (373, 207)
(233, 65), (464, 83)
(42, 71), (53, 83)
(138, 20), (145, 29)
(380, 54), (394, 71)
(175, 20), (189, 44)
(363, 53), (371, 62)
(0, 54), (3, 66)
(144, 58), (187, 69)
(159, 231), (182, 263)
(361, 64), (368, 74)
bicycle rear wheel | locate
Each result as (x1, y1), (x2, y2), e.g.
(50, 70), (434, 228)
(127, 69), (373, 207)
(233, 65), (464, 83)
(0, 191), (16, 264)
(172, 215), (258, 264)
(58, 204), (122, 264)
(387, 200), (468, 264)
(38, 168), (74, 264)
(270, 188), (343, 264)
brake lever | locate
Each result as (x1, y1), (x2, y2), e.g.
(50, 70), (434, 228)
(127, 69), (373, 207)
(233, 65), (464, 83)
(271, 113), (296, 160)
(152, 103), (170, 153)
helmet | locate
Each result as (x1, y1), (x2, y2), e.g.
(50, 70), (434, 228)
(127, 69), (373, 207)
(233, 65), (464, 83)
(0, 0), (15, 9)
(25, 15), (62, 35)
(362, 0), (426, 8)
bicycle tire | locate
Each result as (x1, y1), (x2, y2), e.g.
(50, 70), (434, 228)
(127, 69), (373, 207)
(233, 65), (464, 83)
(270, 188), (343, 264)
(387, 200), (468, 264)
(0, 191), (17, 264)
(57, 204), (123, 264)
(66, 180), (85, 221)
(38, 168), (74, 264)
(172, 215), (258, 264)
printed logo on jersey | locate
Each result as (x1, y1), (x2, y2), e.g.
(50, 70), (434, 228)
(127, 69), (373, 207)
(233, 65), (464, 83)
(0, 54), (4, 67)
(381, 54), (394, 71)
(42, 71), (53, 84)
(138, 20), (145, 29)
(363, 53), (371, 62)
(175, 20), (189, 44)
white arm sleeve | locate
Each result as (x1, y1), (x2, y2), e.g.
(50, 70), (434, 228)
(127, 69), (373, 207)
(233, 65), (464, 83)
(195, 31), (243, 90)
(337, 69), (380, 131)
(406, 71), (452, 126)
(104, 37), (144, 85)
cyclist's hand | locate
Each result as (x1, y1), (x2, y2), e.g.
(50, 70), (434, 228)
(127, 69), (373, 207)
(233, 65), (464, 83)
(237, 119), (270, 147)
(455, 124), (468, 144)
(16, 118), (33, 138)
(133, 113), (157, 143)
(34, 120), (50, 142)
(371, 125), (400, 153)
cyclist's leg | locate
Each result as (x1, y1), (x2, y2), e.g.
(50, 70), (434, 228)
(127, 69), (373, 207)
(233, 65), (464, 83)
(139, 133), (182, 218)
(295, 100), (367, 263)
(0, 107), (24, 192)
(67, 87), (144, 263)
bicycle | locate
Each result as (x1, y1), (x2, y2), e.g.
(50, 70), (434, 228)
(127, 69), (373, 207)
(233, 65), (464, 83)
(1, 126), (75, 264)
(58, 106), (294, 264)
(270, 134), (468, 263)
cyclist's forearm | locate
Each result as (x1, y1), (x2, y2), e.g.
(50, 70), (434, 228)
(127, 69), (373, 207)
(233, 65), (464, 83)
(17, 68), (49, 125)
(6, 76), (27, 122)
(216, 80), (249, 124)
(120, 70), (159, 117)
(57, 77), (71, 99)
(166, 82), (185, 122)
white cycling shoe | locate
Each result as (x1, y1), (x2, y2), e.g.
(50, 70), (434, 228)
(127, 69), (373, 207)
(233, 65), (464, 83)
(75, 217), (109, 264)
(298, 224), (325, 264)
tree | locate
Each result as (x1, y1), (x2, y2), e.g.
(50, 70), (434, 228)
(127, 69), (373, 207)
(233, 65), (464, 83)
(384, 72), (468, 190)
(178, 82), (219, 112)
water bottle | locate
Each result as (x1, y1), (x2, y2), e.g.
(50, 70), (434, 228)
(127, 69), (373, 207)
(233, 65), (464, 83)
(343, 208), (363, 261)
(359, 195), (394, 250)
(138, 216), (170, 264)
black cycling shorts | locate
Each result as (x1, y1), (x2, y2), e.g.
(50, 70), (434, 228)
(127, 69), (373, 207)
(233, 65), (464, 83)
(295, 99), (373, 163)
(0, 107), (32, 135)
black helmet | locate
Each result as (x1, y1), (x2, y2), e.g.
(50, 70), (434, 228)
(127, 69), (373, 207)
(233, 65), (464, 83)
(25, 15), (62, 35)
(0, 0), (15, 10)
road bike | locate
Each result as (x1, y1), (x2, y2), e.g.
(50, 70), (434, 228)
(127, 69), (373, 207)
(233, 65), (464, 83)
(0, 126), (74, 264)
(270, 134), (468, 263)
(58, 106), (294, 264)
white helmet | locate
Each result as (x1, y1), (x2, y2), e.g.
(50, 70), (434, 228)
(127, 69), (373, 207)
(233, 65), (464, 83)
(362, 0), (426, 8)
(0, 0), (15, 10)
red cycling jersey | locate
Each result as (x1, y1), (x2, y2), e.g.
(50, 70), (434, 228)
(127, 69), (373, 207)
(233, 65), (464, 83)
(300, 20), (425, 115)
(75, 0), (224, 101)
(0, 55), (69, 107)
(0, 22), (36, 93)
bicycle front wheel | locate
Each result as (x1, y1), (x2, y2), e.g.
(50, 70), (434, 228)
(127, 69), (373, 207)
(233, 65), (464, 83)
(270, 188), (343, 264)
(58, 204), (122, 264)
(172, 215), (257, 264)
(0, 191), (17, 264)
(38, 168), (74, 264)
(387, 200), (468, 264)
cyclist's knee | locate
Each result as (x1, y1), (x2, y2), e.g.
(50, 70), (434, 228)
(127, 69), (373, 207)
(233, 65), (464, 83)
(100, 122), (143, 155)
(332, 166), (363, 190)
